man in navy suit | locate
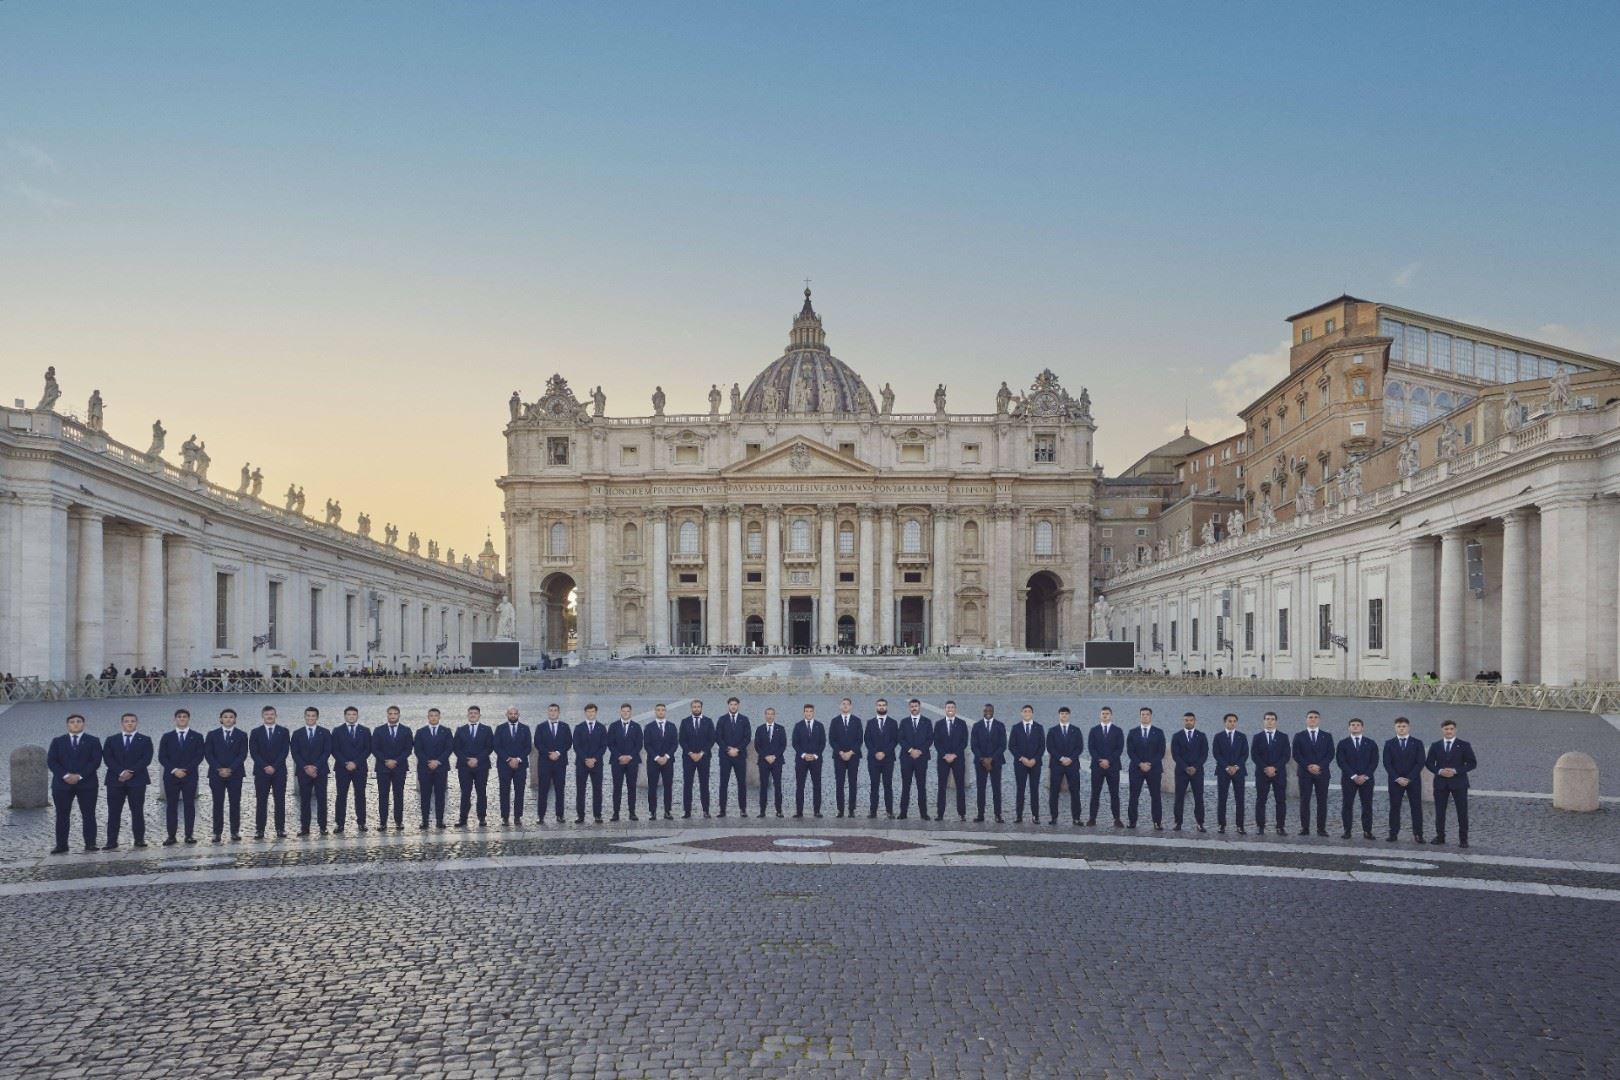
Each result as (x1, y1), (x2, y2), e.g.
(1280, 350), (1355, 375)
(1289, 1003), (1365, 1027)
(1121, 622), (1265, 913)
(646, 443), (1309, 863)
(933, 700), (969, 822)
(898, 699), (933, 821)
(715, 696), (751, 818)
(204, 708), (249, 842)
(1009, 705), (1044, 825)
(755, 708), (788, 817)
(864, 699), (899, 818)
(972, 703), (1007, 823)
(793, 704), (825, 818)
(372, 705), (414, 831)
(1336, 717), (1380, 839)
(1382, 716), (1425, 842)
(494, 705), (532, 826)
(1046, 707), (1084, 825)
(414, 708), (453, 829)
(1087, 706), (1125, 827)
(331, 705), (371, 834)
(1427, 719), (1477, 848)
(249, 705), (290, 840)
(291, 706), (332, 837)
(574, 704), (608, 823)
(159, 708), (206, 845)
(48, 714), (102, 854)
(534, 703), (572, 823)
(680, 698), (717, 818)
(1212, 713), (1248, 835)
(1127, 707), (1166, 829)
(829, 698), (864, 819)
(1171, 712), (1209, 832)
(608, 703), (643, 822)
(1250, 711), (1290, 835)
(644, 703), (678, 820)
(454, 705), (494, 827)
(1292, 710), (1334, 838)
(102, 711), (153, 849)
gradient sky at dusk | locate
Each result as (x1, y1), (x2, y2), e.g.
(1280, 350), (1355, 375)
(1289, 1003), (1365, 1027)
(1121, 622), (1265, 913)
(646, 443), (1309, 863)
(5, 3), (1618, 558)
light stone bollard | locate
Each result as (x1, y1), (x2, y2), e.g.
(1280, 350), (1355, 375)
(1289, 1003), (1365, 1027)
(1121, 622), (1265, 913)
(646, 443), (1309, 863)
(1161, 746), (1176, 796)
(10, 746), (48, 809)
(1552, 752), (1600, 812)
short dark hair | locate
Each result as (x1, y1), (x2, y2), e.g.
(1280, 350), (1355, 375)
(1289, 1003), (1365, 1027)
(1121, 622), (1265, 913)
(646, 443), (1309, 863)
(427, 708), (441, 716)
(909, 698), (921, 706)
(344, 706), (359, 715)
(1263, 711), (1278, 721)
(1348, 717), (1363, 725)
(944, 699), (956, 707)
(727, 696), (740, 705)
(120, 712), (138, 722)
(260, 705), (276, 716)
(304, 706), (320, 717)
(220, 708), (237, 719)
(1182, 712), (1195, 720)
(1441, 719), (1457, 729)
(620, 702), (633, 711)
(387, 704), (401, 713)
(467, 705), (481, 714)
(65, 713), (85, 723)
(1222, 713), (1238, 722)
(584, 703), (598, 712)
(1138, 706), (1153, 716)
(1058, 707), (1070, 715)
(1306, 709), (1321, 718)
(1394, 716), (1410, 725)
(174, 708), (190, 719)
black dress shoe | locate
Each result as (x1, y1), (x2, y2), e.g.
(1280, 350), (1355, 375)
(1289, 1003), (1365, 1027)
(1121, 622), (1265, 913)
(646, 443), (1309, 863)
(594, 816), (603, 823)
(212, 836), (223, 844)
(574, 816), (584, 824)
(898, 812), (908, 820)
(1363, 831), (1374, 840)
(135, 839), (150, 847)
(298, 830), (310, 838)
(1196, 825), (1206, 833)
(184, 836), (197, 845)
(1113, 818), (1124, 828)
(103, 842), (120, 851)
(49, 846), (68, 855)
(1126, 822), (1136, 829)
(630, 813), (639, 821)
(775, 811), (783, 818)
(1341, 829), (1352, 839)
(1014, 815), (1022, 824)
(163, 837), (178, 847)
(1050, 817), (1060, 826)
(920, 812), (929, 821)
(974, 815), (985, 823)
(836, 811), (845, 819)
(84, 844), (100, 853)
(231, 833), (241, 842)
(995, 814), (1005, 824)
(1386, 834), (1398, 842)
(867, 811), (877, 819)
(1236, 827), (1246, 835)
(611, 814), (620, 822)
(703, 811), (711, 819)
(1276, 827), (1288, 836)
(1458, 839), (1469, 849)
(1153, 823), (1163, 831)
(960, 815), (968, 823)
(357, 825), (367, 833)
(319, 828), (328, 836)
(815, 812), (823, 818)
(664, 812), (674, 821)
(514, 819), (523, 828)
(1316, 828), (1328, 838)
(682, 811), (691, 819)
(1173, 823), (1183, 831)
(1217, 827), (1226, 835)
(793, 811), (803, 818)
(333, 827), (345, 835)
(717, 810), (727, 818)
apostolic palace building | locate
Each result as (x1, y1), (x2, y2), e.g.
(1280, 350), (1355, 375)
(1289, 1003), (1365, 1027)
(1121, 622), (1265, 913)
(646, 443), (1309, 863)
(499, 290), (1099, 657)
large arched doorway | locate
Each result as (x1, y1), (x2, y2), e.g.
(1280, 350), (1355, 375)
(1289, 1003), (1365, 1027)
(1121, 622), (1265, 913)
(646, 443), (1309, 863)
(539, 573), (577, 654)
(1024, 571), (1061, 652)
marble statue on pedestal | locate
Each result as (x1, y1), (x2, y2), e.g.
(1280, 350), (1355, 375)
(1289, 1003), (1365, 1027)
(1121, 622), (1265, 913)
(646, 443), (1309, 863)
(86, 389), (103, 430)
(146, 420), (166, 459)
(36, 367), (60, 412)
(239, 464), (252, 494)
(708, 384), (722, 416)
(250, 468), (263, 498)
(651, 386), (666, 416)
(497, 598), (516, 639)
(880, 383), (894, 415)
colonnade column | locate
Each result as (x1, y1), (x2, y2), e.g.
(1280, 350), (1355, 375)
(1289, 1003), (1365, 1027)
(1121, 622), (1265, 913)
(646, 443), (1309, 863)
(1499, 508), (1532, 684)
(930, 508), (951, 649)
(725, 505), (744, 646)
(138, 525), (167, 669)
(878, 508), (895, 646)
(764, 507), (783, 649)
(1070, 507), (1091, 646)
(72, 507), (105, 678)
(856, 505), (875, 645)
(587, 507), (609, 654)
(706, 507), (725, 649)
(991, 505), (1014, 648)
(1437, 528), (1468, 683)
(18, 495), (70, 680)
(818, 507), (836, 648)
(1390, 537), (1435, 680)
(1539, 496), (1589, 686)
(649, 509), (669, 652)
(165, 537), (199, 674)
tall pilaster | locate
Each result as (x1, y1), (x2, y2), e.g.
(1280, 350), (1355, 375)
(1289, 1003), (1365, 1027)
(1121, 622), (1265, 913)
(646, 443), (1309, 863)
(878, 507), (896, 646)
(649, 509), (670, 652)
(138, 525), (167, 669)
(1539, 496), (1590, 686)
(725, 504), (744, 646)
(991, 505), (1015, 648)
(1500, 508), (1532, 684)
(165, 536), (199, 674)
(587, 507), (609, 655)
(764, 506), (783, 649)
(930, 508), (951, 648)
(856, 505), (875, 646)
(509, 510), (533, 650)
(705, 507), (725, 648)
(72, 507), (105, 679)
(1437, 528), (1468, 683)
(818, 506), (836, 648)
(1070, 506), (1092, 646)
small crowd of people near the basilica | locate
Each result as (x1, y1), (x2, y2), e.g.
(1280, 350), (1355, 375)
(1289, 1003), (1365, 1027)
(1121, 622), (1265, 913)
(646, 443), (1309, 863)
(45, 698), (1477, 855)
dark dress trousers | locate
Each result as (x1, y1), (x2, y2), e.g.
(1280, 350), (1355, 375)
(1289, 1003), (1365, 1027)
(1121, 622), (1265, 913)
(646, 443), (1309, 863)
(679, 714), (717, 815)
(1336, 734), (1381, 835)
(792, 719), (825, 816)
(159, 728), (207, 841)
(1087, 723), (1125, 824)
(755, 722), (788, 815)
(1171, 728), (1209, 827)
(291, 724), (332, 832)
(829, 713), (864, 815)
(573, 720), (608, 821)
(864, 714), (899, 816)
(493, 720), (532, 823)
(372, 722), (415, 828)
(1426, 737), (1477, 843)
(48, 732), (102, 850)
(249, 724), (291, 836)
(1382, 734), (1426, 839)
(1212, 729), (1248, 830)
(1250, 729), (1291, 830)
(414, 724), (454, 826)
(453, 723), (494, 825)
(715, 711), (752, 815)
(932, 716), (969, 820)
(607, 719), (643, 818)
(643, 719), (679, 817)
(1046, 723), (1084, 823)
(898, 714), (933, 819)
(102, 730), (153, 846)
(1125, 726), (1166, 826)
(203, 727), (249, 838)
(972, 718), (1007, 819)
(534, 719), (573, 821)
(1292, 728), (1335, 834)
(1009, 721), (1045, 821)
(331, 722), (372, 830)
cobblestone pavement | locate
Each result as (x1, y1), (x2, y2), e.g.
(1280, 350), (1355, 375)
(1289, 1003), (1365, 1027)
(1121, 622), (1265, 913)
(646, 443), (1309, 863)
(0, 863), (1614, 1079)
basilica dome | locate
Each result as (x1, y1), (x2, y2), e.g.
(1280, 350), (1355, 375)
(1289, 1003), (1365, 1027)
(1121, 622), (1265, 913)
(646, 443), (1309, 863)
(740, 289), (875, 415)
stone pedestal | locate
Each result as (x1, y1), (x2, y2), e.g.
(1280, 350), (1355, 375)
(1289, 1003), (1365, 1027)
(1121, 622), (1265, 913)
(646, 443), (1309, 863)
(10, 746), (47, 809)
(1552, 752), (1599, 812)
(1160, 746), (1176, 795)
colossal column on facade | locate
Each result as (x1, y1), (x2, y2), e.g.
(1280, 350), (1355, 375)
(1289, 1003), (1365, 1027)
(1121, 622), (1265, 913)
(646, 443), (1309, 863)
(71, 507), (104, 678)
(1390, 536), (1436, 679)
(725, 504), (744, 646)
(706, 507), (725, 648)
(165, 536), (199, 674)
(509, 510), (533, 649)
(1437, 528), (1468, 683)
(878, 507), (896, 646)
(856, 504), (876, 646)
(991, 505), (1015, 647)
(764, 506), (783, 648)
(1070, 507), (1091, 645)
(818, 506), (837, 648)
(1500, 508), (1533, 684)
(586, 507), (609, 652)
(138, 525), (167, 669)
(930, 508), (951, 647)
(1538, 496), (1589, 686)
(649, 508), (670, 651)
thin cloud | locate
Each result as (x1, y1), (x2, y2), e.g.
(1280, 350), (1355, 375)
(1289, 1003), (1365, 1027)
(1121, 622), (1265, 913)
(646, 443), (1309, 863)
(13, 142), (59, 173)
(1392, 262), (1421, 288)
(1177, 337), (1290, 442)
(14, 181), (73, 210)
(1533, 323), (1595, 353)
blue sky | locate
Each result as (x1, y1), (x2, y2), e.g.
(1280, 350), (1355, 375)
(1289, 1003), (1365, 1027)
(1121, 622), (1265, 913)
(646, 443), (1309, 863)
(4, 2), (1618, 552)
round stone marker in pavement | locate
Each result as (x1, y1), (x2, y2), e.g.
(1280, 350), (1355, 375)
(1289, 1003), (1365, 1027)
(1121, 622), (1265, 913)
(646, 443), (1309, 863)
(9, 745), (47, 809)
(1552, 751), (1600, 812)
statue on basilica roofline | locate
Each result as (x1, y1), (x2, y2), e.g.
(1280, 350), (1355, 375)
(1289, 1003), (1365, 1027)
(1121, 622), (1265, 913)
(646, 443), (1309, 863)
(708, 384), (722, 417)
(86, 389), (103, 430)
(651, 386), (666, 417)
(729, 382), (742, 414)
(592, 385), (606, 417)
(1502, 388), (1523, 432)
(996, 381), (1012, 415)
(1545, 366), (1573, 413)
(1227, 508), (1245, 537)
(879, 383), (895, 415)
(146, 420), (166, 459)
(36, 366), (61, 412)
(1200, 517), (1218, 547)
(509, 391), (522, 422)
(180, 435), (200, 474)
(934, 383), (948, 415)
(250, 467), (263, 498)
(1397, 438), (1422, 480)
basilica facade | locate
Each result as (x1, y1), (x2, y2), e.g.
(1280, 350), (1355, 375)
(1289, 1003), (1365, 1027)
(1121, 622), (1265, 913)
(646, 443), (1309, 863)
(500, 291), (1097, 658)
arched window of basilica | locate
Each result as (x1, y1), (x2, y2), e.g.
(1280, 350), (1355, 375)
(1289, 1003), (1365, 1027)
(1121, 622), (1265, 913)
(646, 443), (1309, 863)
(1433, 391), (1453, 417)
(1384, 382), (1405, 425)
(1409, 386), (1431, 426)
(838, 522), (855, 556)
(961, 519), (980, 555)
(746, 522), (763, 557)
(789, 517), (812, 553)
(677, 519), (700, 555)
(1033, 519), (1055, 556)
(622, 522), (639, 558)
(901, 518), (923, 555)
(549, 521), (570, 556)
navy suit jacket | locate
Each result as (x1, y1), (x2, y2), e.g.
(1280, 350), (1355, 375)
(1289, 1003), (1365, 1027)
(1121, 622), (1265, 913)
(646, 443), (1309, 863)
(1212, 730), (1248, 776)
(249, 725), (291, 775)
(643, 720), (679, 762)
(971, 719), (1007, 762)
(535, 720), (573, 761)
(934, 717), (969, 758)
(1171, 729), (1209, 771)
(1335, 736), (1380, 783)
(608, 720), (644, 762)
(1251, 730), (1291, 771)
(1292, 729), (1335, 776)
(372, 724), (415, 775)
(792, 720), (826, 758)
(754, 723), (787, 763)
(900, 714), (934, 758)
(1425, 739), (1476, 789)
(102, 731), (154, 787)
(453, 724), (494, 768)
(573, 721), (608, 762)
(290, 725), (331, 776)
(1087, 724), (1125, 769)
(331, 724), (372, 774)
(204, 728), (249, 776)
(159, 729), (207, 775)
(864, 715), (899, 759)
(494, 722), (532, 769)
(1009, 721), (1045, 763)
(414, 725), (454, 770)
(829, 714), (865, 755)
(1382, 736), (1425, 786)
(680, 715), (716, 756)
(1046, 724), (1084, 766)
(716, 713), (752, 754)
(48, 733), (102, 788)
(1126, 727), (1166, 772)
